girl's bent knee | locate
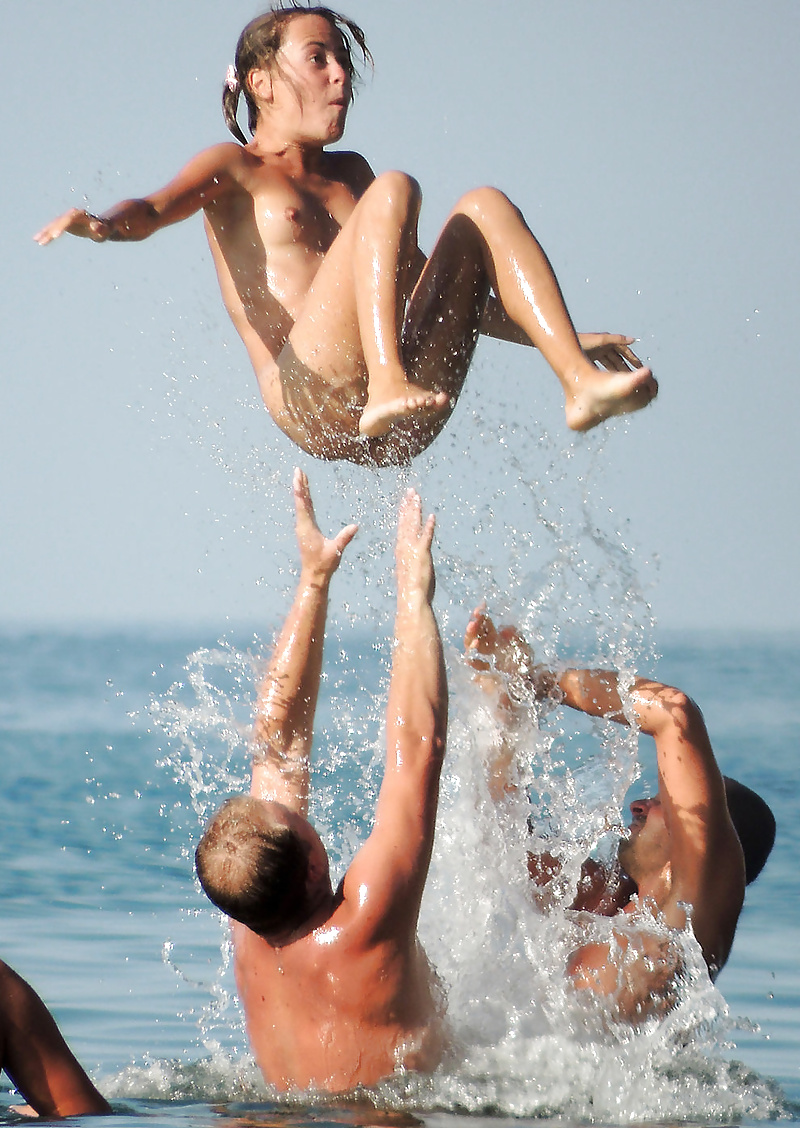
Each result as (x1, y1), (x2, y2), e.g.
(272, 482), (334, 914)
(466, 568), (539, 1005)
(455, 186), (515, 221)
(368, 170), (422, 213)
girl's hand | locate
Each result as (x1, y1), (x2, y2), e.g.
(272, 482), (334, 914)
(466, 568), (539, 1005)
(578, 332), (643, 372)
(34, 208), (110, 245)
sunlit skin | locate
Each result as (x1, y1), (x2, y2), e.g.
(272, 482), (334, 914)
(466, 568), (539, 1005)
(34, 12), (657, 467)
(464, 607), (746, 1021)
(0, 960), (111, 1119)
(209, 471), (448, 1092)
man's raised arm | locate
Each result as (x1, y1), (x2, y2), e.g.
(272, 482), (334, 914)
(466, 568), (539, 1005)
(343, 490), (447, 934)
(557, 669), (744, 967)
(387, 489), (448, 816)
(250, 469), (357, 815)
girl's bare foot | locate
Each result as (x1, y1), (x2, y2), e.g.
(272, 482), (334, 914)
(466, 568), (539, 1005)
(564, 365), (658, 432)
(359, 382), (450, 438)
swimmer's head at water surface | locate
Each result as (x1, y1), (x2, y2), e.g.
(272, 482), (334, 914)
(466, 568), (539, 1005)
(222, 6), (372, 147)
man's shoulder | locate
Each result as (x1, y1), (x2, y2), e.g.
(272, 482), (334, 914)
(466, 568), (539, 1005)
(231, 899), (362, 958)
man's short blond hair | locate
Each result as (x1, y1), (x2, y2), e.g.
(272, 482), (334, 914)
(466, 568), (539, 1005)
(195, 795), (309, 934)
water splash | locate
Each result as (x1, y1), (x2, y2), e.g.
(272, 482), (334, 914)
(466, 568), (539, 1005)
(143, 356), (781, 1119)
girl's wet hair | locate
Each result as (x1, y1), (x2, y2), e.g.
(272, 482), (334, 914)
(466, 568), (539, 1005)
(223, 5), (372, 145)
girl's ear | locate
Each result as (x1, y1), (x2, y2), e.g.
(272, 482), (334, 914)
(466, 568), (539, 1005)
(248, 67), (273, 105)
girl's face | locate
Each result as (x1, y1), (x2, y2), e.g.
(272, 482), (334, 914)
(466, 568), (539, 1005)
(260, 13), (352, 144)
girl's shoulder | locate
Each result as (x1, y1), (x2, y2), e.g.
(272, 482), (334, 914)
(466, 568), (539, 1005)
(198, 140), (253, 169)
(174, 141), (251, 183)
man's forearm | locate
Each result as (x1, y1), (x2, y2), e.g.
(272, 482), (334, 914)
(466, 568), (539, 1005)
(253, 569), (331, 761)
(556, 668), (628, 724)
(388, 596), (448, 770)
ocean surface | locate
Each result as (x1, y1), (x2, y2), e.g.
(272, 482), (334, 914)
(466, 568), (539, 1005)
(0, 623), (797, 1127)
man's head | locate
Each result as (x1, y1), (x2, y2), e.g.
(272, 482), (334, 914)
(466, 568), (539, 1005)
(723, 776), (776, 885)
(195, 795), (330, 937)
(223, 6), (371, 145)
(618, 777), (775, 888)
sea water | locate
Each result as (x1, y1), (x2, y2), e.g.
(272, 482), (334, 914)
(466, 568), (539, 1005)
(0, 625), (797, 1126)
(2, 386), (799, 1125)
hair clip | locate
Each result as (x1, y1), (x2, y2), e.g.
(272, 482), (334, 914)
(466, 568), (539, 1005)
(225, 64), (239, 93)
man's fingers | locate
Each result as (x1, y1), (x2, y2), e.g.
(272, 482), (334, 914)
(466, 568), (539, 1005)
(293, 467), (319, 531)
(465, 607), (497, 651)
(292, 466), (307, 498)
(420, 512), (436, 548)
(333, 523), (359, 555)
(292, 470), (357, 568)
(398, 487), (421, 532)
(397, 488), (435, 543)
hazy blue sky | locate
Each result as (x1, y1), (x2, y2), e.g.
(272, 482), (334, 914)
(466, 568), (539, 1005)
(3, 1), (799, 637)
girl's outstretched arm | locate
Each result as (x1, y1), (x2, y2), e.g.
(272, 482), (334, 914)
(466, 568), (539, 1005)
(34, 142), (242, 245)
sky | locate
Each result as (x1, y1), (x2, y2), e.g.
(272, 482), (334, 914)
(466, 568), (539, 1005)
(3, 0), (799, 636)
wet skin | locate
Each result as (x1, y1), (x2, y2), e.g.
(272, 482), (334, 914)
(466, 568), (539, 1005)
(213, 474), (448, 1091)
(35, 14), (657, 465)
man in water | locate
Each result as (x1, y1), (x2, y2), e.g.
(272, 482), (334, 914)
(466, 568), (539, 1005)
(464, 608), (775, 1020)
(195, 471), (448, 1091)
(0, 958), (110, 1118)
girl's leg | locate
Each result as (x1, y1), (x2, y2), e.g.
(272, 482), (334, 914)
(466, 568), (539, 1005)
(286, 171), (450, 443)
(288, 177), (654, 456)
(404, 187), (656, 431)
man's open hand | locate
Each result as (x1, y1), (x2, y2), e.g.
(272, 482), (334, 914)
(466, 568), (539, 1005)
(395, 488), (435, 609)
(294, 468), (358, 581)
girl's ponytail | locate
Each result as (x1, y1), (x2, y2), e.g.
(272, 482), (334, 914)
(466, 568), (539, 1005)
(222, 64), (248, 146)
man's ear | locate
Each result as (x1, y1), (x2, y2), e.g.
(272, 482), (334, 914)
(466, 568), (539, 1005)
(307, 853), (325, 882)
(306, 842), (331, 886)
(248, 67), (273, 104)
